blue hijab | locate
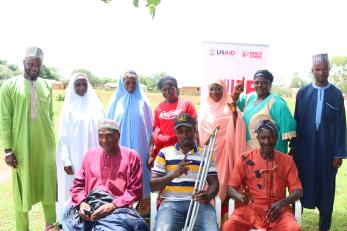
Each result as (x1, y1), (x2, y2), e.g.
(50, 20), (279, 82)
(107, 77), (153, 198)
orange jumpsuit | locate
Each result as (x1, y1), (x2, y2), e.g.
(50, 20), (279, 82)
(223, 149), (302, 231)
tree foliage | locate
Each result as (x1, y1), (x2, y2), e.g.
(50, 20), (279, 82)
(0, 59), (22, 80)
(41, 65), (61, 80)
(330, 56), (347, 93)
(290, 72), (307, 88)
(138, 72), (166, 91)
(100, 0), (161, 17)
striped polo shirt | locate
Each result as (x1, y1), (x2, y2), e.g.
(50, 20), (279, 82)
(152, 143), (218, 202)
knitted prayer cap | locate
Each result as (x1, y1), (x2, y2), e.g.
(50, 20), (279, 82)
(25, 46), (44, 59)
(312, 53), (329, 65)
(97, 120), (120, 132)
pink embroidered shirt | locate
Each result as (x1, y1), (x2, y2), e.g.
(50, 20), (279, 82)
(70, 146), (143, 208)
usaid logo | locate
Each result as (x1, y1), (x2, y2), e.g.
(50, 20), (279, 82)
(209, 49), (236, 56)
(216, 50), (236, 56)
(242, 51), (262, 59)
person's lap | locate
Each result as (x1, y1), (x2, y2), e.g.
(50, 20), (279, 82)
(63, 207), (148, 231)
(154, 200), (218, 231)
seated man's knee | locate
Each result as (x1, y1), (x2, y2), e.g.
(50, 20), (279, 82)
(195, 204), (218, 231)
(222, 218), (239, 231)
(154, 204), (181, 231)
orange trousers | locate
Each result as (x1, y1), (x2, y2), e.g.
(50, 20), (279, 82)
(222, 205), (302, 231)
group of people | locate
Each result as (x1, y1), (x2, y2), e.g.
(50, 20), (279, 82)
(0, 47), (345, 231)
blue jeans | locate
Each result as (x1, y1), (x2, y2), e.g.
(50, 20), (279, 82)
(154, 200), (218, 231)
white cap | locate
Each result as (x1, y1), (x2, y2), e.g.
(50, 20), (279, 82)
(25, 46), (44, 59)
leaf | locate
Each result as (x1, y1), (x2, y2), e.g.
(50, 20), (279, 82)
(149, 5), (156, 18)
(133, 0), (139, 7)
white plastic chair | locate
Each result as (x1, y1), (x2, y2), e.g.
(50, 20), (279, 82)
(150, 191), (221, 231)
(228, 199), (302, 231)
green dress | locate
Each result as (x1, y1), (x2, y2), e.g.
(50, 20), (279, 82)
(237, 93), (296, 153)
(0, 75), (56, 212)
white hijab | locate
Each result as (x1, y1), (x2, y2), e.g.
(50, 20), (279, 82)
(56, 73), (106, 217)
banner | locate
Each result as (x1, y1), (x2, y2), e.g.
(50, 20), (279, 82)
(201, 42), (268, 100)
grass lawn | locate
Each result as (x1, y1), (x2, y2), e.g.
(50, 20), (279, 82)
(0, 90), (346, 230)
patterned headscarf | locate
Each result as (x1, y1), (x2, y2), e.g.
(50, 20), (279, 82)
(74, 73), (88, 82)
(123, 70), (138, 79)
(254, 120), (278, 137)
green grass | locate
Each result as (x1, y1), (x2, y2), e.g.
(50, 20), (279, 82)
(0, 91), (346, 230)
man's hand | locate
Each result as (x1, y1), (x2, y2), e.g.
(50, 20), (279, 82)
(170, 156), (192, 179)
(333, 158), (343, 169)
(5, 153), (17, 168)
(147, 155), (154, 169)
(90, 203), (117, 220)
(193, 190), (212, 204)
(79, 202), (92, 221)
(266, 201), (283, 223)
(64, 165), (74, 175)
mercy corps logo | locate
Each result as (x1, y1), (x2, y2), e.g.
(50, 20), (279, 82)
(159, 109), (183, 120)
(242, 51), (262, 59)
(209, 49), (236, 56)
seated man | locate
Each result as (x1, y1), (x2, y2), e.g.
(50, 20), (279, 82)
(223, 120), (303, 231)
(62, 120), (149, 231)
(150, 113), (219, 231)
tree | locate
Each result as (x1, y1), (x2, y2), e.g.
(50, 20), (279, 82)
(290, 72), (307, 88)
(0, 59), (22, 80)
(41, 65), (61, 80)
(100, 0), (161, 17)
(330, 56), (347, 93)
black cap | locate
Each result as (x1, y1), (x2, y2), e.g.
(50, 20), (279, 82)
(174, 113), (194, 129)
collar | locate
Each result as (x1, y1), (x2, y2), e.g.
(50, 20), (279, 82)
(312, 82), (331, 90)
(175, 143), (198, 153)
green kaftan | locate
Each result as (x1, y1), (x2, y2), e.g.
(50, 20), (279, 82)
(0, 75), (56, 212)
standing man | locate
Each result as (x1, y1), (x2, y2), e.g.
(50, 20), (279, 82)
(0, 47), (57, 231)
(292, 53), (346, 231)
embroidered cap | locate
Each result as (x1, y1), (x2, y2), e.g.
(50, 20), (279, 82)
(312, 53), (329, 65)
(25, 46), (44, 59)
(174, 113), (194, 129)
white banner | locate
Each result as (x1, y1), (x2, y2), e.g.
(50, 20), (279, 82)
(201, 42), (269, 100)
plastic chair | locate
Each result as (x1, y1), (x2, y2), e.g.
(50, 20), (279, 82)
(228, 199), (302, 231)
(150, 191), (221, 231)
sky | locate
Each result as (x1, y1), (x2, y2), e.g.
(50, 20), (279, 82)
(0, 0), (346, 86)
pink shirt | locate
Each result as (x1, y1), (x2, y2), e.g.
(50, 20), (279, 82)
(70, 146), (143, 208)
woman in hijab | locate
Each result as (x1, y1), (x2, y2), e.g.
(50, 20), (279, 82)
(148, 76), (198, 167)
(56, 73), (106, 218)
(235, 70), (296, 153)
(199, 79), (246, 221)
(107, 70), (153, 201)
